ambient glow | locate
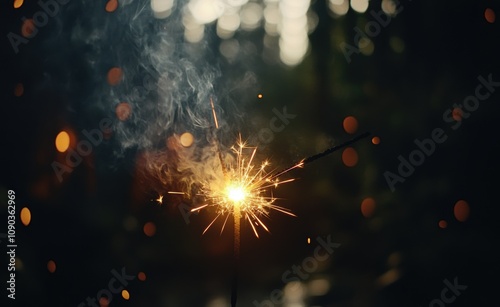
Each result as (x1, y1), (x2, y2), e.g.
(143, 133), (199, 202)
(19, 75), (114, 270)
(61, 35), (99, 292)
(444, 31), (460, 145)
(227, 185), (247, 203)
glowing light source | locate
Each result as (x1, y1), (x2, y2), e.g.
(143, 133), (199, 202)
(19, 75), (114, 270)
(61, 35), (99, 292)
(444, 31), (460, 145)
(184, 22), (205, 43)
(381, 0), (397, 16)
(452, 107), (463, 121)
(371, 136), (380, 145)
(240, 2), (263, 30)
(217, 12), (240, 38)
(21, 19), (36, 38)
(328, 0), (349, 16)
(105, 0), (118, 12)
(361, 197), (375, 217)
(226, 185), (247, 203)
(99, 297), (109, 307)
(343, 116), (358, 134)
(55, 131), (70, 153)
(454, 200), (470, 222)
(107, 67), (123, 86)
(308, 278), (330, 296)
(180, 132), (194, 147)
(20, 207), (31, 226)
(151, 0), (175, 19)
(485, 8), (495, 23)
(47, 260), (56, 273)
(342, 147), (358, 167)
(279, 37), (309, 66)
(143, 222), (156, 237)
(279, 0), (310, 19)
(138, 272), (147, 281)
(350, 0), (369, 13)
(121, 290), (130, 300)
(438, 220), (447, 229)
(264, 3), (280, 35)
(14, 0), (24, 9)
(115, 102), (131, 121)
(188, 0), (225, 24)
(283, 281), (306, 303)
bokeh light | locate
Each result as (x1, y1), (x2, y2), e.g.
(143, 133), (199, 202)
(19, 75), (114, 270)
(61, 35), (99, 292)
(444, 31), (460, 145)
(308, 278), (330, 296)
(138, 272), (147, 281)
(183, 11), (205, 43)
(99, 297), (109, 307)
(350, 0), (369, 13)
(14, 83), (24, 97)
(343, 116), (358, 134)
(20, 207), (31, 226)
(180, 132), (194, 147)
(381, 0), (398, 16)
(264, 3), (280, 35)
(219, 39), (240, 60)
(342, 147), (358, 167)
(438, 220), (448, 229)
(107, 67), (123, 86)
(105, 0), (118, 13)
(358, 37), (374, 56)
(328, 0), (349, 17)
(361, 197), (376, 217)
(47, 260), (56, 273)
(14, 0), (24, 9)
(55, 131), (70, 153)
(143, 222), (156, 237)
(278, 0), (311, 65)
(217, 12), (241, 38)
(485, 8), (495, 23)
(454, 200), (470, 222)
(452, 107), (463, 121)
(21, 19), (36, 38)
(116, 102), (132, 121)
(371, 136), (380, 145)
(122, 289), (130, 300)
(151, 0), (175, 19)
(240, 2), (263, 30)
(188, 0), (225, 24)
(283, 281), (306, 303)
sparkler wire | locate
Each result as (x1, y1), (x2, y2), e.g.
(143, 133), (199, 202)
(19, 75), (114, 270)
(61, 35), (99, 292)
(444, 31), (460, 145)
(206, 99), (369, 307)
(271, 131), (371, 179)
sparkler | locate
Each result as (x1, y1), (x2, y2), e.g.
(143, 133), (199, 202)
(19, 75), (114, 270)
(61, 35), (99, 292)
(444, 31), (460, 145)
(174, 98), (370, 306)
(183, 98), (297, 307)
(189, 136), (297, 307)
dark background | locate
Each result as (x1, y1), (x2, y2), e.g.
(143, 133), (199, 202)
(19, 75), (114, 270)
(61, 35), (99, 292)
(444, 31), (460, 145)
(1, 0), (500, 306)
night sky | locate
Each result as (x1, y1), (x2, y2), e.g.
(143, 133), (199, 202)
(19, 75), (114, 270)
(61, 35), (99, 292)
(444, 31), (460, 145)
(1, 0), (500, 306)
